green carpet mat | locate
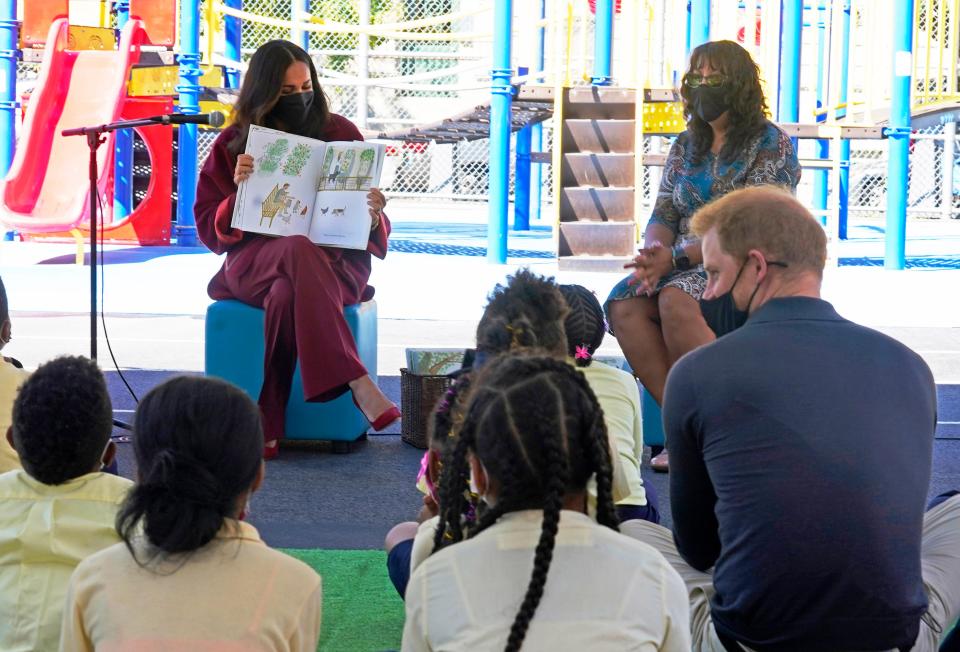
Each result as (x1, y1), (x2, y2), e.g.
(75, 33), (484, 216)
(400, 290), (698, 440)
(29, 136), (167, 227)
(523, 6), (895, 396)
(281, 549), (404, 652)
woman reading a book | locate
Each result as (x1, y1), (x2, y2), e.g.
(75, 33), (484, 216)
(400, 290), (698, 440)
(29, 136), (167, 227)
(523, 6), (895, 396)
(194, 40), (399, 459)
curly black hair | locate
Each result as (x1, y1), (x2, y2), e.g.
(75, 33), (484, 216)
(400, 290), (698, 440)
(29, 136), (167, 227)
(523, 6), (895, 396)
(681, 40), (770, 164)
(117, 375), (263, 559)
(558, 285), (606, 368)
(11, 356), (113, 485)
(433, 352), (618, 652)
(475, 269), (569, 360)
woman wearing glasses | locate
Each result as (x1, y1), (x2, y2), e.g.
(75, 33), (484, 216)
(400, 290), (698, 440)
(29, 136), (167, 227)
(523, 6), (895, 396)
(605, 40), (800, 472)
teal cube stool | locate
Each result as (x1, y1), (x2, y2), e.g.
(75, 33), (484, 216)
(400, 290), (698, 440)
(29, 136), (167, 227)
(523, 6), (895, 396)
(616, 358), (665, 448)
(641, 389), (665, 448)
(204, 299), (378, 444)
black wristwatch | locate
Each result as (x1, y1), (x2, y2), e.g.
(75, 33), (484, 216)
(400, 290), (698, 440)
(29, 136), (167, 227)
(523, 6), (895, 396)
(672, 243), (692, 271)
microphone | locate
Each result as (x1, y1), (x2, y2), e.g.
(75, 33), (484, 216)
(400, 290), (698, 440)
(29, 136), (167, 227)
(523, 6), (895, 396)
(155, 111), (226, 127)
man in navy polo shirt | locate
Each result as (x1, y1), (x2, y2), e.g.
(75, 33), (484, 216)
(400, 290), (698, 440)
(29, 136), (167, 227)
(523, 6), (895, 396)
(623, 186), (959, 652)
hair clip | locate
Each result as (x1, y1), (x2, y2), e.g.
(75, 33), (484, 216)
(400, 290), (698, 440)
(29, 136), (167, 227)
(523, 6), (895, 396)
(506, 323), (524, 348)
(575, 345), (591, 360)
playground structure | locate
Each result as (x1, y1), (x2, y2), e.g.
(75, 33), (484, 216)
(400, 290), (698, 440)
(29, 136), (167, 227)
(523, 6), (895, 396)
(0, 1), (958, 269)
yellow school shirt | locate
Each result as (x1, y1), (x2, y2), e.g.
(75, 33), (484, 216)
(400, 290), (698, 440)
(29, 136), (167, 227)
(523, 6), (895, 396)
(60, 520), (322, 652)
(0, 360), (30, 473)
(0, 470), (132, 652)
(579, 360), (648, 507)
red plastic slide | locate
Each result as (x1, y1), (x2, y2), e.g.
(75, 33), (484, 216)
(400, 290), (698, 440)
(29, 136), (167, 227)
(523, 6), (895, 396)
(0, 18), (146, 232)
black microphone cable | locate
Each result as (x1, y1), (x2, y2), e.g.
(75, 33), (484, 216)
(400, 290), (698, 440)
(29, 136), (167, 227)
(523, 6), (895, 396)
(95, 187), (138, 434)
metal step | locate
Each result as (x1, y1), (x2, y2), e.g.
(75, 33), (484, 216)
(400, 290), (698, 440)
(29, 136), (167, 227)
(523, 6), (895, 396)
(558, 255), (635, 273)
(560, 187), (635, 222)
(564, 87), (637, 119)
(558, 222), (635, 257)
(562, 153), (635, 187)
(563, 119), (635, 153)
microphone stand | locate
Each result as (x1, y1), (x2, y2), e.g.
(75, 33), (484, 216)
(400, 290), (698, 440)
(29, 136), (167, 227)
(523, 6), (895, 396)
(62, 116), (176, 432)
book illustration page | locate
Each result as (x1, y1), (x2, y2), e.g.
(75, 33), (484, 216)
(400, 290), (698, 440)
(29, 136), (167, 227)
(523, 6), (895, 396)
(232, 125), (326, 237)
(317, 143), (384, 191)
(307, 190), (373, 250)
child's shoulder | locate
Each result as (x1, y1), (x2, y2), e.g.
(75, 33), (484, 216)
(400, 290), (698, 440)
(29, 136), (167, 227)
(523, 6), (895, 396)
(239, 538), (322, 588)
(76, 472), (135, 502)
(583, 360), (638, 386)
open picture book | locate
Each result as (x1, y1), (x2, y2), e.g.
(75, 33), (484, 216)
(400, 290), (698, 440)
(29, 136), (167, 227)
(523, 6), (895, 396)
(231, 125), (386, 250)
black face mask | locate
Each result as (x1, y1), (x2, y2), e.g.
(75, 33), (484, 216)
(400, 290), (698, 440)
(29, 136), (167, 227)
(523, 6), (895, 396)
(690, 86), (729, 123)
(699, 261), (755, 337)
(270, 91), (314, 132)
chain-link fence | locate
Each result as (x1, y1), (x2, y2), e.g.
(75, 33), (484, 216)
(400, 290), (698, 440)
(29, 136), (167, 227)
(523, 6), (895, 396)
(233, 0), (497, 200)
(847, 125), (960, 220)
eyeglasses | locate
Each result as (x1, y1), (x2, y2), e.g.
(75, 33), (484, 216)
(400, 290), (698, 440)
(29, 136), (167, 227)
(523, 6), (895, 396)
(683, 73), (727, 89)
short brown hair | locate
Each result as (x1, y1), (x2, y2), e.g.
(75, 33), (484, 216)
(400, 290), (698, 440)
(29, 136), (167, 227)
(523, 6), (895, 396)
(691, 185), (827, 275)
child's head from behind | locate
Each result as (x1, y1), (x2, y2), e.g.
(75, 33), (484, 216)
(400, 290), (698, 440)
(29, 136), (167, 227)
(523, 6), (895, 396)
(117, 376), (263, 557)
(435, 352), (618, 651)
(475, 269), (568, 362)
(10, 356), (113, 485)
(558, 285), (606, 367)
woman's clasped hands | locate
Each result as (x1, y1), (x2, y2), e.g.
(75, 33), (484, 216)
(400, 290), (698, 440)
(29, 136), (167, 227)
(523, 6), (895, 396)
(624, 241), (674, 296)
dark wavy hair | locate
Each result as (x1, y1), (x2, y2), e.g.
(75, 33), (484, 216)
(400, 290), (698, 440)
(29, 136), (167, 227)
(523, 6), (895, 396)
(681, 40), (769, 164)
(228, 40), (331, 154)
(433, 353), (618, 652)
(116, 376), (263, 560)
(11, 356), (112, 485)
(558, 285), (605, 368)
(475, 269), (569, 359)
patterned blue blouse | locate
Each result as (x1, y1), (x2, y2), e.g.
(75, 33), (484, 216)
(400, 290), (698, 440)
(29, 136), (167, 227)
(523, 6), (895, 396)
(608, 120), (801, 306)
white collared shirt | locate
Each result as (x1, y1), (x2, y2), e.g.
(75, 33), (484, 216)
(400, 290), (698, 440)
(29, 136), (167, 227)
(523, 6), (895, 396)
(402, 509), (690, 651)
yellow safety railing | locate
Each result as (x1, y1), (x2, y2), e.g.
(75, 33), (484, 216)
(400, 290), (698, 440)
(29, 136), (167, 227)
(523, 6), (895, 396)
(816, 0), (960, 122)
(913, 0), (960, 108)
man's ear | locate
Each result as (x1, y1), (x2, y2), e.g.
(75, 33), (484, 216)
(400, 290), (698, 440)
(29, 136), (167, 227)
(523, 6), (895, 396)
(0, 320), (10, 346)
(747, 248), (768, 279)
(101, 441), (117, 470)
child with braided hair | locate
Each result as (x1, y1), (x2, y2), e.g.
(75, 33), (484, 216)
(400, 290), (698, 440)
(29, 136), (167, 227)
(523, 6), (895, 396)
(385, 373), (473, 598)
(402, 353), (689, 652)
(559, 284), (661, 524)
(387, 269), (629, 599)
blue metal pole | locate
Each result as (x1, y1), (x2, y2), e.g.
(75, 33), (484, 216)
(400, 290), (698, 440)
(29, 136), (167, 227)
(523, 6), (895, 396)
(531, 0), (545, 222)
(515, 69), (531, 230)
(488, 0), (512, 263)
(689, 0), (711, 53)
(837, 0), (851, 240)
(778, 0), (802, 127)
(225, 0), (242, 88)
(886, 0), (913, 269)
(113, 1), (134, 220)
(0, 0), (17, 177)
(515, 129), (531, 230)
(177, 0), (202, 246)
(591, 0), (614, 85)
(813, 1), (828, 224)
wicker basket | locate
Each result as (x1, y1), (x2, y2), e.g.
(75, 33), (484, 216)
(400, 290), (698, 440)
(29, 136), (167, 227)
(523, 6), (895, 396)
(400, 368), (453, 449)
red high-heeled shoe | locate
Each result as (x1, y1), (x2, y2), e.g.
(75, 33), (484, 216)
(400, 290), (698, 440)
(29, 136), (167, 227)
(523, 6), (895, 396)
(352, 397), (401, 432)
(263, 440), (280, 460)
